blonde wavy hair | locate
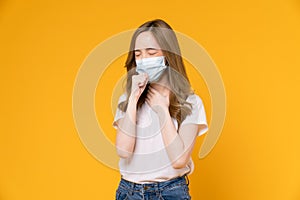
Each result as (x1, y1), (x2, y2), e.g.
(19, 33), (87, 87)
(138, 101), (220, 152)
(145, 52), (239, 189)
(119, 19), (194, 128)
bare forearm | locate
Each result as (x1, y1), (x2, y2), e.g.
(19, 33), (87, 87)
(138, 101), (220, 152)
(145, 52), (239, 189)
(116, 96), (137, 158)
(157, 108), (185, 165)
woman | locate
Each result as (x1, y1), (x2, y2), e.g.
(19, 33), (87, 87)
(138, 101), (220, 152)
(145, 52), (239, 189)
(113, 19), (208, 200)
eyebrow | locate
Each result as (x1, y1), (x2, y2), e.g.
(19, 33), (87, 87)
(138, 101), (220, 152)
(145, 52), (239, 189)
(134, 48), (160, 52)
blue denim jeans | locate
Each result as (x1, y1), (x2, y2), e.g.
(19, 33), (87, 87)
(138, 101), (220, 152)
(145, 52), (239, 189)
(115, 174), (191, 200)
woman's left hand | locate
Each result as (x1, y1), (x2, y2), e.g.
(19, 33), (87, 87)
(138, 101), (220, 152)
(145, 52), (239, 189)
(146, 86), (170, 113)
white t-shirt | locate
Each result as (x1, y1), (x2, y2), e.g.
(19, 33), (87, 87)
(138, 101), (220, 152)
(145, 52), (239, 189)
(112, 93), (208, 183)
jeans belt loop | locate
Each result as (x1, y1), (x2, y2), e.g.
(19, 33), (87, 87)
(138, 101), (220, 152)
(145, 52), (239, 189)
(185, 174), (190, 186)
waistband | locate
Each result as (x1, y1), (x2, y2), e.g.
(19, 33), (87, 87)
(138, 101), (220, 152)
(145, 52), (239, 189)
(119, 174), (189, 192)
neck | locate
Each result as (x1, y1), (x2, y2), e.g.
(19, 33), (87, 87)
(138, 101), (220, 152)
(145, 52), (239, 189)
(150, 83), (169, 95)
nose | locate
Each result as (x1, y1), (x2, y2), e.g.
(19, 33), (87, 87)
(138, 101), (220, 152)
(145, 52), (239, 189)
(140, 50), (151, 59)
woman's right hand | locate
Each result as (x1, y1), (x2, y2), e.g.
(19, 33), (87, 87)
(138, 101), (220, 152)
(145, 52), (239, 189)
(130, 73), (149, 102)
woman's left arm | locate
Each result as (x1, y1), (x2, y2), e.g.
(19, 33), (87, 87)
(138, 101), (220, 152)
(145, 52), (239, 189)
(158, 110), (200, 169)
(146, 86), (202, 169)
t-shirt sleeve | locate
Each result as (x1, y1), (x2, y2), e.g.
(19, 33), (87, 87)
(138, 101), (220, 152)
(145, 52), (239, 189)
(112, 93), (127, 129)
(181, 94), (209, 136)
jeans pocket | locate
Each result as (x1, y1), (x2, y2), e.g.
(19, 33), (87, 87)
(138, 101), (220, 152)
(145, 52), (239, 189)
(160, 183), (191, 200)
(116, 187), (129, 200)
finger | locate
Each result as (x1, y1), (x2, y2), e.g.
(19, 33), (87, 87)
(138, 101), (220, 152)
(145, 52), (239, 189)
(134, 74), (146, 82)
(138, 82), (145, 87)
(145, 97), (151, 105)
(148, 88), (154, 96)
(143, 73), (149, 79)
(149, 86), (158, 94)
(145, 75), (149, 83)
(148, 87), (157, 95)
(138, 73), (148, 80)
(139, 78), (148, 86)
(147, 91), (152, 99)
(138, 78), (147, 86)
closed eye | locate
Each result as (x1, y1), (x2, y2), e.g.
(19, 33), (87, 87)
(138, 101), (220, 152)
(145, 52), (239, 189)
(134, 50), (141, 56)
(147, 49), (158, 55)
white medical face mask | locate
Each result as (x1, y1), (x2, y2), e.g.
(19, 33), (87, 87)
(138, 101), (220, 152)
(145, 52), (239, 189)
(135, 56), (167, 82)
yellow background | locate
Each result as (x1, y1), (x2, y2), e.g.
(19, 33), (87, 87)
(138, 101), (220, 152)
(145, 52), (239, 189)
(1, 0), (300, 199)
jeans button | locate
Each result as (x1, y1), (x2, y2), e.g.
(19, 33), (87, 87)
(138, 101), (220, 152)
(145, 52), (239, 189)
(144, 185), (149, 190)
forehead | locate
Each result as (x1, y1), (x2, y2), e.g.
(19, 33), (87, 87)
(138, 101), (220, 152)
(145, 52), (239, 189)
(134, 31), (161, 50)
